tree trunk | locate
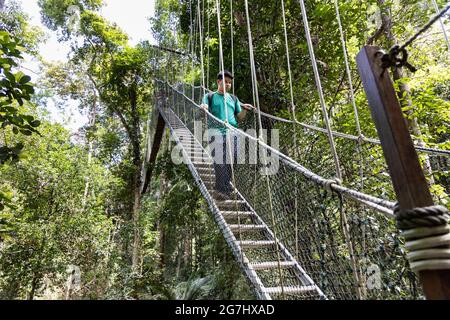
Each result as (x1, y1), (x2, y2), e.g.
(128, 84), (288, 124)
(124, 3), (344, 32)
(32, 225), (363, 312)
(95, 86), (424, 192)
(130, 86), (143, 274)
(131, 171), (142, 273)
(183, 231), (192, 275)
(28, 273), (39, 300)
(82, 89), (97, 208)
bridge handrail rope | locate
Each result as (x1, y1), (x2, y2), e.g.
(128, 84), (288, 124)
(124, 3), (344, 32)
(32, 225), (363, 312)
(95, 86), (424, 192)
(280, 0), (300, 262)
(298, 0), (342, 181)
(399, 3), (450, 51)
(431, 0), (450, 53)
(243, 0), (287, 298)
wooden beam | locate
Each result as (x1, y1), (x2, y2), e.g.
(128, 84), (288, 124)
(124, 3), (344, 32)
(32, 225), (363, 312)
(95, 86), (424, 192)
(356, 45), (450, 299)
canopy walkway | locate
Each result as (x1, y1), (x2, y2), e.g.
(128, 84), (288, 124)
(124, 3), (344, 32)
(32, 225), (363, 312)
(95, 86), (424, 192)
(141, 79), (449, 300)
(141, 1), (450, 300)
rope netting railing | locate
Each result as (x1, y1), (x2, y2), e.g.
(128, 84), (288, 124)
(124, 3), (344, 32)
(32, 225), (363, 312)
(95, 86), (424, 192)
(184, 82), (450, 209)
(155, 79), (423, 299)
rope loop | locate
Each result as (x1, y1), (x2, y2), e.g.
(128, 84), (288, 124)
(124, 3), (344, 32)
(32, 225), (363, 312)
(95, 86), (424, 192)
(394, 203), (450, 273)
(357, 134), (366, 145)
(394, 203), (449, 230)
(323, 177), (342, 193)
(378, 45), (417, 73)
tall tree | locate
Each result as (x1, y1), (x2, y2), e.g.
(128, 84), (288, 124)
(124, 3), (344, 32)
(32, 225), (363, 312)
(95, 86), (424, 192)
(38, 1), (154, 273)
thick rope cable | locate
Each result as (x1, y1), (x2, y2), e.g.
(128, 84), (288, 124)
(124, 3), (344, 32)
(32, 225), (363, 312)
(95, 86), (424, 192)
(394, 203), (450, 273)
(333, 0), (361, 137)
(197, 0), (206, 98)
(297, 0), (343, 181)
(243, 0), (263, 137)
(190, 0), (196, 100)
(230, 0), (235, 95)
(206, 0), (210, 88)
(281, 0), (296, 122)
(281, 0), (299, 261)
(431, 0), (450, 53)
(244, 0), (287, 298)
(333, 1), (365, 298)
(215, 0), (246, 263)
(400, 3), (450, 51)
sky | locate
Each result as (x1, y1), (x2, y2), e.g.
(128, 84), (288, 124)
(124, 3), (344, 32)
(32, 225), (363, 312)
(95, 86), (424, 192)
(19, 0), (156, 131)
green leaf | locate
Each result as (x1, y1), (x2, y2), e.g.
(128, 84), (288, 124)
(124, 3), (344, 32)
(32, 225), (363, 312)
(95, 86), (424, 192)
(12, 126), (19, 134)
(17, 97), (24, 106)
(15, 45), (26, 52)
(14, 71), (25, 83)
(30, 120), (41, 128)
(13, 142), (24, 152)
(4, 71), (15, 83)
(19, 75), (31, 84)
(19, 129), (32, 136)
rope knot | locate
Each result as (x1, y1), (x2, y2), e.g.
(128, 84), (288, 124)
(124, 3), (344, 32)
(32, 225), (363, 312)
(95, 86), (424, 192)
(323, 178), (342, 193)
(357, 134), (366, 145)
(378, 45), (417, 74)
(393, 203), (449, 230)
(394, 203), (450, 273)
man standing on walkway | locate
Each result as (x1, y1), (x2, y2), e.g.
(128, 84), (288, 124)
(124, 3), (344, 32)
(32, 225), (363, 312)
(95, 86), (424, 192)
(200, 70), (253, 199)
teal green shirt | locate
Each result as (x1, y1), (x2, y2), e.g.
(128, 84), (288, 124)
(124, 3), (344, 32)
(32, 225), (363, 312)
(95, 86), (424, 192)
(202, 92), (242, 128)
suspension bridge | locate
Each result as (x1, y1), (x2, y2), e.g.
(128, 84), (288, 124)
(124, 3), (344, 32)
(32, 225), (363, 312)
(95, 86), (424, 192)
(141, 1), (450, 300)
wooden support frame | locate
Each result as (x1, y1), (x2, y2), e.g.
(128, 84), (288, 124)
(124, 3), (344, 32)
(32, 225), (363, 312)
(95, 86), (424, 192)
(356, 45), (450, 299)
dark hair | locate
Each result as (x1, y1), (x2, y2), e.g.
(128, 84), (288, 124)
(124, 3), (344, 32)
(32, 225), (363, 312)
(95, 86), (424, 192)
(217, 70), (233, 80)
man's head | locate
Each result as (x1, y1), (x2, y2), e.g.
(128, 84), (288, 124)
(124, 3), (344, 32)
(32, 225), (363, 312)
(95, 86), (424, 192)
(217, 70), (233, 93)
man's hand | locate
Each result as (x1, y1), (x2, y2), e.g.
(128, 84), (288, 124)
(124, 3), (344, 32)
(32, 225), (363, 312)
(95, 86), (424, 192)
(200, 103), (209, 111)
(241, 103), (255, 111)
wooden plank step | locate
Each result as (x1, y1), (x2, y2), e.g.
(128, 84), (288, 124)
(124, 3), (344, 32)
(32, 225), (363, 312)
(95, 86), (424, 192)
(229, 224), (266, 232)
(196, 166), (214, 172)
(199, 173), (215, 178)
(176, 134), (193, 138)
(190, 158), (212, 164)
(221, 211), (254, 218)
(216, 199), (245, 206)
(186, 149), (206, 154)
(192, 162), (213, 167)
(238, 240), (275, 249)
(264, 286), (317, 295)
(250, 261), (296, 270)
(185, 150), (205, 155)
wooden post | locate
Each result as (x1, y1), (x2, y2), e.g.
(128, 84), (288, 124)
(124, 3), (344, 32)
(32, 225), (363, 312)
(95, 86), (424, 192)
(356, 45), (450, 299)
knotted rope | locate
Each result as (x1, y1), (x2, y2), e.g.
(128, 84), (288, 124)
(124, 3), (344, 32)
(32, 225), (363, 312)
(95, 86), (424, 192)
(394, 203), (450, 273)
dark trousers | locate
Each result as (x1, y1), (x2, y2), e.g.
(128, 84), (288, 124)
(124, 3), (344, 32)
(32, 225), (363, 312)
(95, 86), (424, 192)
(210, 133), (238, 195)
